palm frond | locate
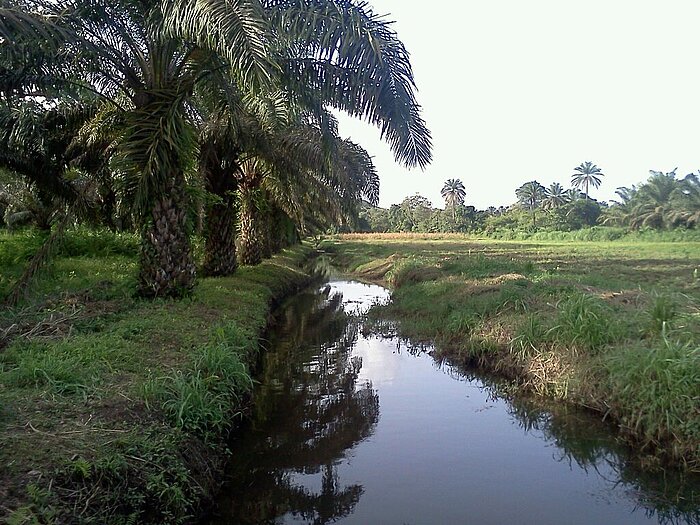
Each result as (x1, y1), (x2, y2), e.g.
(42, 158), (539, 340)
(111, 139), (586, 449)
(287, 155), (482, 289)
(270, 0), (432, 169)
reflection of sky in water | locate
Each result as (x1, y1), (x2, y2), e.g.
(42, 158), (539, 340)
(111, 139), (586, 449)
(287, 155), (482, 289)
(354, 336), (401, 387)
(325, 280), (390, 315)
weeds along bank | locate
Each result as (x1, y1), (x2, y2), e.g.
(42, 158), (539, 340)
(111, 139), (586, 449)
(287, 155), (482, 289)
(324, 233), (700, 472)
(0, 229), (312, 524)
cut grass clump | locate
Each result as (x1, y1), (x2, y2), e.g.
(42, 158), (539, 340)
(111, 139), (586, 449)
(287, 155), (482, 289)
(602, 339), (700, 467)
(647, 293), (678, 336)
(446, 311), (481, 338)
(553, 293), (619, 352)
(511, 315), (549, 359)
(386, 258), (443, 288)
(0, 341), (96, 396)
(46, 429), (207, 525)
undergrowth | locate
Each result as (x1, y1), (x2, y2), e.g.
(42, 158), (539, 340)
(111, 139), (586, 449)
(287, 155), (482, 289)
(0, 233), (312, 523)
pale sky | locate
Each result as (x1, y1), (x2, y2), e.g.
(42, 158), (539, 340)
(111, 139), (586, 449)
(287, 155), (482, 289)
(337, 0), (700, 210)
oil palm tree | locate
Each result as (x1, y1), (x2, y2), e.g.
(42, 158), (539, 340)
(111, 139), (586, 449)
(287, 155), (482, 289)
(0, 99), (99, 228)
(667, 172), (700, 228)
(515, 180), (546, 229)
(601, 185), (637, 226)
(1, 0), (273, 297)
(3, 0), (432, 292)
(440, 178), (466, 223)
(571, 161), (604, 199)
(236, 121), (378, 266)
(218, 0), (432, 268)
(626, 169), (679, 229)
(196, 84), (295, 274)
(542, 182), (569, 210)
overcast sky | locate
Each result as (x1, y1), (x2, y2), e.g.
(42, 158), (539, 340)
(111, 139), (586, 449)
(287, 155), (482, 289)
(336, 0), (700, 210)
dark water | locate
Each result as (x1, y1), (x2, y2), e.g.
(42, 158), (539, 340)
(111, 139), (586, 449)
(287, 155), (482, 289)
(209, 280), (700, 525)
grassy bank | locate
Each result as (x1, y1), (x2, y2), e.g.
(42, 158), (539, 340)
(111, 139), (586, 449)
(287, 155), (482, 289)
(324, 233), (700, 471)
(0, 229), (312, 524)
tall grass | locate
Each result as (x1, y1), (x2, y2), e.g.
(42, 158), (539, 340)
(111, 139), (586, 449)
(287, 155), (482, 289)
(647, 293), (678, 336)
(602, 339), (700, 466)
(484, 226), (700, 243)
(553, 294), (619, 352)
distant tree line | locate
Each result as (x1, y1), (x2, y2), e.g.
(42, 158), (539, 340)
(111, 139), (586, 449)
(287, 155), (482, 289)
(357, 163), (700, 235)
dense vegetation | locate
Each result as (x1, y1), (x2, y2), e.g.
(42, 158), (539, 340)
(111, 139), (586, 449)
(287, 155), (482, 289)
(0, 0), (432, 300)
(357, 167), (700, 238)
(325, 234), (700, 472)
(2, 0), (699, 521)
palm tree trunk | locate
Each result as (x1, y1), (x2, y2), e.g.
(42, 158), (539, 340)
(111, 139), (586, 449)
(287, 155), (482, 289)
(201, 147), (239, 277)
(203, 201), (238, 276)
(270, 206), (287, 253)
(260, 206), (273, 259)
(138, 177), (196, 298)
(238, 186), (263, 266)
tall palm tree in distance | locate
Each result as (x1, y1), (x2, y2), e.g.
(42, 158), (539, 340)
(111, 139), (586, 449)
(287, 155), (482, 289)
(515, 180), (546, 229)
(440, 178), (466, 222)
(542, 182), (569, 210)
(572, 161), (604, 199)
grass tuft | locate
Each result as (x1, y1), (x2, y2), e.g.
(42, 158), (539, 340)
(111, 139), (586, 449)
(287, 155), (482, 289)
(647, 293), (678, 336)
(553, 293), (619, 352)
(142, 325), (254, 438)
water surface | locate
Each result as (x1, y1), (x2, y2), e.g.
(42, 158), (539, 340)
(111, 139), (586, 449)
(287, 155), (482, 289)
(209, 280), (700, 525)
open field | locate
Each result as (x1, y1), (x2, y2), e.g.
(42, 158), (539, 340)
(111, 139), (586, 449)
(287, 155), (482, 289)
(323, 233), (700, 471)
(0, 230), (311, 524)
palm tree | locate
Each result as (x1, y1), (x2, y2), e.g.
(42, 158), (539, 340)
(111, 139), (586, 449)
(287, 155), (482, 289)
(0, 99), (89, 220)
(440, 179), (466, 223)
(4, 0), (432, 290)
(601, 185), (637, 226)
(627, 169), (679, 229)
(515, 180), (546, 229)
(1, 0), (273, 297)
(571, 161), (604, 199)
(237, 121), (379, 266)
(542, 182), (569, 210)
(668, 172), (700, 228)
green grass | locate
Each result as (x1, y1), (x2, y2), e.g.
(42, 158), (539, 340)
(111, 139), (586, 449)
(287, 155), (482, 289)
(0, 230), (311, 524)
(601, 339), (700, 466)
(143, 329), (254, 438)
(325, 233), (700, 471)
(552, 293), (620, 352)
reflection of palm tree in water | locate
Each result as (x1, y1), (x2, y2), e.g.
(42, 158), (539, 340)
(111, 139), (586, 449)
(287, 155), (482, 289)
(213, 289), (380, 524)
(281, 464), (363, 525)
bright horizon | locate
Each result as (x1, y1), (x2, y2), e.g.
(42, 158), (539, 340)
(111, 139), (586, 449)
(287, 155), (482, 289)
(337, 0), (700, 210)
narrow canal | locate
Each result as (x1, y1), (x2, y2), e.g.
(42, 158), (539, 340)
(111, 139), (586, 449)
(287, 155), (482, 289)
(208, 280), (700, 525)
